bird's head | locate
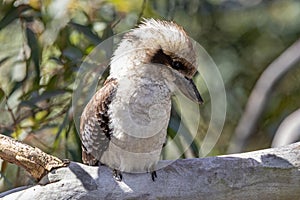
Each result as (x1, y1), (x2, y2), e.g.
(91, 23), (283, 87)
(110, 18), (203, 104)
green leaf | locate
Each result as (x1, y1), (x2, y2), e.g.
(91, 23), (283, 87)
(49, 57), (64, 65)
(62, 46), (83, 61)
(9, 81), (24, 96)
(0, 88), (5, 103)
(0, 56), (10, 67)
(52, 108), (70, 152)
(20, 90), (69, 106)
(168, 107), (199, 158)
(46, 75), (59, 91)
(101, 25), (114, 57)
(102, 23), (114, 40)
(26, 27), (40, 86)
(0, 5), (31, 30)
(167, 126), (185, 159)
(69, 21), (102, 45)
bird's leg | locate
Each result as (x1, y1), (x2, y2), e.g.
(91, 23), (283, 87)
(113, 169), (123, 181)
(151, 171), (157, 181)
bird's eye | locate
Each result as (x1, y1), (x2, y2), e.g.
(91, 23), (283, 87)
(172, 61), (185, 70)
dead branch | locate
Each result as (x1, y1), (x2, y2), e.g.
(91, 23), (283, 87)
(0, 134), (69, 180)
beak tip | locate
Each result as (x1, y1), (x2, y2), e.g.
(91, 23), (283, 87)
(194, 91), (204, 105)
(197, 97), (204, 105)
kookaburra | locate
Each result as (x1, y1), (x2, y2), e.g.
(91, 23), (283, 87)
(80, 18), (203, 181)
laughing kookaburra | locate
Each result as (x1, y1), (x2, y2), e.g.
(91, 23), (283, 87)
(80, 18), (203, 181)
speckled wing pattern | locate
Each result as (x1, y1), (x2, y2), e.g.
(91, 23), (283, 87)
(80, 78), (117, 166)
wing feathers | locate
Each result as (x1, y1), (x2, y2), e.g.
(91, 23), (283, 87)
(80, 78), (117, 165)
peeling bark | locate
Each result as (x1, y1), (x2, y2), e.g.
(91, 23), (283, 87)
(0, 134), (69, 180)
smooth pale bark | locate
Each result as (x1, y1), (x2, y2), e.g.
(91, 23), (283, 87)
(1, 142), (300, 200)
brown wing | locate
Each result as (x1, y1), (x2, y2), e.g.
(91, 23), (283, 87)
(80, 78), (117, 166)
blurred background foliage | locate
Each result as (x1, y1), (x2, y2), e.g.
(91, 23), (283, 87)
(0, 0), (300, 192)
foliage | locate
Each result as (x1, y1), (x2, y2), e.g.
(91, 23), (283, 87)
(0, 0), (300, 192)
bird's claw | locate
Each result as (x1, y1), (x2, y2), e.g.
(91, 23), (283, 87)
(151, 171), (157, 181)
(113, 169), (123, 181)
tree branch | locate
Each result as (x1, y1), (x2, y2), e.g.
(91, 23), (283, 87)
(1, 139), (300, 200)
(228, 38), (300, 153)
(272, 108), (300, 147)
(0, 134), (69, 180)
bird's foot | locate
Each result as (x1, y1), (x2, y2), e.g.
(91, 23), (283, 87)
(151, 171), (157, 181)
(113, 169), (123, 181)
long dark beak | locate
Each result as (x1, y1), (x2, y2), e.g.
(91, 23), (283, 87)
(174, 75), (204, 104)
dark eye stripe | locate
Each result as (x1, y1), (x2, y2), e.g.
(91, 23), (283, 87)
(151, 49), (172, 65)
(151, 49), (187, 70)
(150, 48), (196, 78)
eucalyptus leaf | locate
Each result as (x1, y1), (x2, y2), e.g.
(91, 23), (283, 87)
(0, 5), (30, 30)
(69, 22), (102, 45)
